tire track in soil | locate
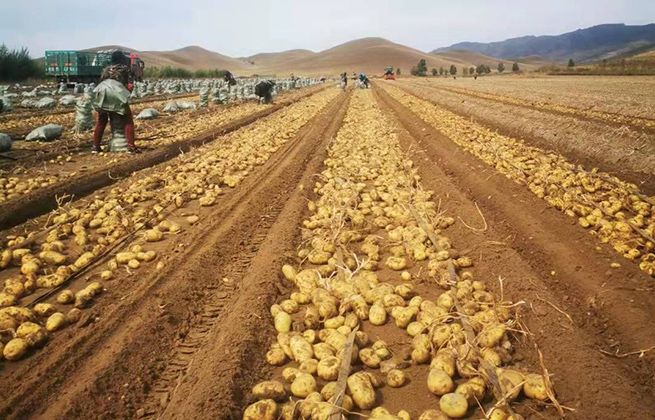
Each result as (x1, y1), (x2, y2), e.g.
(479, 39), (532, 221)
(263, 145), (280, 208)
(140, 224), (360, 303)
(151, 91), (351, 420)
(0, 85), (329, 231)
(0, 89), (350, 420)
(389, 81), (655, 196)
(374, 86), (655, 419)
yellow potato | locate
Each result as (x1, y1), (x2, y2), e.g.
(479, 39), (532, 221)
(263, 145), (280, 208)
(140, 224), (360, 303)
(74, 252), (95, 268)
(243, 399), (277, 420)
(3, 338), (28, 361)
(0, 306), (35, 323)
(291, 373), (317, 398)
(282, 367), (299, 383)
(116, 252), (136, 264)
(16, 321), (48, 347)
(372, 340), (391, 360)
(33, 303), (56, 317)
(291, 292), (310, 304)
(274, 311), (291, 333)
(0, 313), (17, 330)
(299, 358), (319, 375)
(439, 393), (468, 418)
(66, 308), (82, 324)
(0, 292), (16, 308)
(46, 312), (67, 332)
(57, 290), (75, 304)
(386, 256), (407, 271)
(266, 348), (287, 365)
(36, 273), (66, 288)
(428, 369), (454, 395)
(398, 410), (411, 420)
(524, 373), (548, 401)
(387, 369), (406, 387)
(347, 372), (376, 409)
(359, 347), (381, 368)
(280, 299), (299, 314)
(282, 264), (297, 282)
(369, 302), (387, 326)
(479, 324), (506, 348)
(498, 369), (524, 402)
(418, 410), (449, 420)
(145, 229), (164, 242)
(252, 380), (286, 401)
(39, 251), (67, 265)
(317, 356), (340, 381)
(393, 306), (418, 328)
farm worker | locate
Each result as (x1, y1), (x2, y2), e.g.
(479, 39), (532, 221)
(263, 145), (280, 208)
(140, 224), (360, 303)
(224, 71), (237, 87)
(92, 51), (140, 154)
(341, 72), (348, 88)
(255, 80), (276, 104)
(359, 74), (370, 88)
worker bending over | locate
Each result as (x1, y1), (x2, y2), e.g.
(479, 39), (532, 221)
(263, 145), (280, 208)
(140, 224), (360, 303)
(255, 80), (276, 104)
(359, 73), (370, 88)
(92, 51), (140, 153)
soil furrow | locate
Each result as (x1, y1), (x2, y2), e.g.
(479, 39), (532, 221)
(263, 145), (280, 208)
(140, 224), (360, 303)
(374, 85), (655, 419)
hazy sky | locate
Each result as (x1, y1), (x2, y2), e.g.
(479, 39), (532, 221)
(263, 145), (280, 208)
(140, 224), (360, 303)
(2, 0), (654, 57)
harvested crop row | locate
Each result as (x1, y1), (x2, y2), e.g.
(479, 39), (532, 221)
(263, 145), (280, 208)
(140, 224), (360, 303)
(401, 79), (655, 131)
(380, 83), (655, 278)
(0, 101), (281, 204)
(0, 87), (341, 363)
(244, 89), (554, 420)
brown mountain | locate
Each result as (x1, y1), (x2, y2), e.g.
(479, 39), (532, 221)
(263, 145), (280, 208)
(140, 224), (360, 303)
(433, 50), (538, 71)
(78, 38), (488, 76)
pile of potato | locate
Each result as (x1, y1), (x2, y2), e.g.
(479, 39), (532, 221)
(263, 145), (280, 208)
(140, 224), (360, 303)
(245, 90), (550, 420)
(0, 88), (340, 362)
(382, 83), (655, 277)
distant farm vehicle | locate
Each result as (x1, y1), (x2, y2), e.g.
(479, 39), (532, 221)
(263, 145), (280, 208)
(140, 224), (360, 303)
(45, 50), (145, 85)
(384, 66), (396, 80)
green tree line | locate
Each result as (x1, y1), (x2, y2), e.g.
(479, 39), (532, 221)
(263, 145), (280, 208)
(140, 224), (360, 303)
(0, 45), (42, 82)
(144, 66), (230, 79)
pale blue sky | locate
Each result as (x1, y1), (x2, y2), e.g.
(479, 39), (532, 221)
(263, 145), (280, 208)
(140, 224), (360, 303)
(2, 0), (654, 57)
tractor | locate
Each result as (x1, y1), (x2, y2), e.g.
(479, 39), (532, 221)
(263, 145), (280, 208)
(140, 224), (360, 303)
(384, 66), (396, 80)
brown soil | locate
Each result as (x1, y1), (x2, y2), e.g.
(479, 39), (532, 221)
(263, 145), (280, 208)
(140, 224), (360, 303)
(374, 86), (655, 419)
(391, 80), (655, 196)
(1, 82), (654, 420)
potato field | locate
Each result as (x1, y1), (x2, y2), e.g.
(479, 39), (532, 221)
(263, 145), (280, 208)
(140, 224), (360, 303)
(0, 76), (654, 420)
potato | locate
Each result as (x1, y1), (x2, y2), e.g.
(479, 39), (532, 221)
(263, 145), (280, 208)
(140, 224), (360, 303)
(298, 392), (322, 418)
(479, 347), (502, 367)
(359, 347), (381, 368)
(524, 373), (548, 401)
(479, 324), (506, 348)
(33, 303), (56, 318)
(281, 367), (299, 384)
(145, 229), (164, 242)
(347, 372), (376, 409)
(66, 308), (82, 324)
(369, 302), (387, 326)
(266, 348), (287, 365)
(75, 288), (94, 308)
(498, 369), (524, 402)
(116, 252), (136, 264)
(407, 321), (426, 337)
(36, 273), (66, 288)
(428, 369), (454, 395)
(39, 251), (67, 265)
(3, 338), (28, 361)
(418, 410), (448, 420)
(16, 321), (48, 347)
(372, 340), (391, 360)
(393, 306), (418, 328)
(74, 252), (94, 268)
(411, 334), (430, 364)
(431, 324), (452, 348)
(291, 373), (316, 398)
(439, 393), (468, 418)
(0, 312), (17, 330)
(0, 292), (17, 308)
(386, 256), (407, 271)
(291, 292), (310, 304)
(0, 306), (35, 323)
(305, 306), (320, 328)
(57, 290), (75, 304)
(282, 264), (297, 282)
(280, 299), (299, 314)
(128, 259), (140, 269)
(252, 380), (286, 401)
(274, 311), (292, 333)
(324, 316), (345, 329)
(303, 329), (317, 344)
(398, 411), (411, 420)
(299, 358), (319, 375)
(101, 270), (113, 280)
(0, 249), (11, 268)
(243, 399), (277, 420)
(370, 407), (398, 420)
(21, 259), (41, 275)
(354, 331), (370, 348)
(387, 369), (406, 387)
(46, 312), (67, 332)
(489, 409), (508, 420)
(401, 271), (412, 281)
(317, 356), (340, 381)
(320, 381), (338, 400)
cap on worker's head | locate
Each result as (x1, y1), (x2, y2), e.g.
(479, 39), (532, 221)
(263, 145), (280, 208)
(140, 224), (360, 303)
(111, 50), (124, 65)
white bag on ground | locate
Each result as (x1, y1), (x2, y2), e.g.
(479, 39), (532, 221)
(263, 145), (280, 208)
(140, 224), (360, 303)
(20, 99), (35, 108)
(75, 97), (94, 133)
(0, 96), (12, 112)
(35, 97), (57, 109)
(177, 101), (197, 110)
(199, 88), (209, 107)
(0, 133), (11, 152)
(162, 102), (180, 113)
(59, 95), (78, 106)
(25, 124), (63, 141)
(136, 108), (159, 120)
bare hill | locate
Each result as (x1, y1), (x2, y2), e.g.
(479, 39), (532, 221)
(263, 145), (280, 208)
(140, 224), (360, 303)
(245, 49), (316, 68)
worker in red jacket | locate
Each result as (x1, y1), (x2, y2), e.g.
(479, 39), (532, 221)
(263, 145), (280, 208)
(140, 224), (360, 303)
(92, 51), (140, 154)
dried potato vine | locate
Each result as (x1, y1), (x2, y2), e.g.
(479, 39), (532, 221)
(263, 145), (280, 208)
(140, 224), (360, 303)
(0, 88), (341, 362)
(246, 90), (549, 420)
(382, 83), (655, 278)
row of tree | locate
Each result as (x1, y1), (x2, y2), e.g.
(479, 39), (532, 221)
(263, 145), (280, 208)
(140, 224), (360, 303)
(0, 45), (42, 82)
(143, 66), (230, 79)
(409, 59), (522, 77)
